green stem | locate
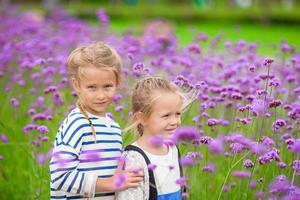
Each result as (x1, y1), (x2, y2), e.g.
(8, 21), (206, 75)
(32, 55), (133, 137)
(291, 155), (300, 186)
(217, 151), (250, 200)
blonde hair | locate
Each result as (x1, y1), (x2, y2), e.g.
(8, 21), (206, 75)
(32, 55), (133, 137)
(67, 41), (121, 84)
(127, 76), (199, 136)
(67, 41), (121, 141)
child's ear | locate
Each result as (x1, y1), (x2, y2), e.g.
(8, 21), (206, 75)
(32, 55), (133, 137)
(135, 112), (147, 126)
(71, 78), (80, 93)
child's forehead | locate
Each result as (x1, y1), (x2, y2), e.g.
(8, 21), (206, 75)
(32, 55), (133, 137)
(78, 65), (115, 78)
(151, 91), (182, 108)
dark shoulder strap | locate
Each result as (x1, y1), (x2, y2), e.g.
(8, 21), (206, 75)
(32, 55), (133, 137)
(176, 145), (183, 177)
(124, 145), (157, 200)
(176, 145), (186, 193)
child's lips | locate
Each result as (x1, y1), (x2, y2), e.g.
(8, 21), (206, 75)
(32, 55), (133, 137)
(165, 128), (177, 133)
(94, 102), (107, 105)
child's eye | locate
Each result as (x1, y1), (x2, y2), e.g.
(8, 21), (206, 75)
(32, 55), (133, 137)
(176, 112), (182, 116)
(104, 84), (113, 89)
(162, 114), (169, 118)
(87, 85), (96, 89)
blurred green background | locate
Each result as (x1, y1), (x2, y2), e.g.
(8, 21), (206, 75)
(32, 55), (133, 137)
(6, 0), (300, 53)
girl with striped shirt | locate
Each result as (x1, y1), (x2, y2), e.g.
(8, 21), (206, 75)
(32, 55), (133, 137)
(50, 42), (143, 199)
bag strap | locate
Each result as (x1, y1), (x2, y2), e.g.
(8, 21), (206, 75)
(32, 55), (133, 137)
(176, 145), (187, 194)
(124, 145), (157, 200)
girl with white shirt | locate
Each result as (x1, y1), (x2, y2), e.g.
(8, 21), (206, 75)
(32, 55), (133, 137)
(116, 77), (198, 200)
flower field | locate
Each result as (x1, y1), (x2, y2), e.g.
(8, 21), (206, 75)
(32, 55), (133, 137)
(0, 7), (299, 200)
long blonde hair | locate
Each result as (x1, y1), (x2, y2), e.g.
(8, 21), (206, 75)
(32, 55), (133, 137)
(67, 41), (121, 141)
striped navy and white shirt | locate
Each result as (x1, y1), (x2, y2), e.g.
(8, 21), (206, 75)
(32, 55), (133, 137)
(50, 108), (122, 199)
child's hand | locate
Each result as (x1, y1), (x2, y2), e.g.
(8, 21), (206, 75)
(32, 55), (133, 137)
(111, 157), (144, 191)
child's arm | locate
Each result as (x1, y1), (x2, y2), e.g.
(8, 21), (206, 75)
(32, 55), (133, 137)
(50, 144), (144, 197)
(115, 151), (149, 200)
(50, 144), (98, 197)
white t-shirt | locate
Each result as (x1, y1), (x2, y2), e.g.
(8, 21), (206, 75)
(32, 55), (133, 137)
(133, 143), (181, 199)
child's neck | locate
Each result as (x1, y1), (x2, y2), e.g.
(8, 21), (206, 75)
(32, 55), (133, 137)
(137, 135), (169, 155)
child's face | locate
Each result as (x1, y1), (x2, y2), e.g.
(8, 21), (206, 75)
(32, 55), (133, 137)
(142, 91), (182, 139)
(73, 66), (117, 117)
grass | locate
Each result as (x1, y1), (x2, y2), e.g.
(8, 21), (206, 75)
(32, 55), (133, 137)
(106, 19), (300, 56)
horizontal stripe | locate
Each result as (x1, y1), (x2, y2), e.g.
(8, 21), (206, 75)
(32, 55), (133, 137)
(73, 132), (121, 149)
(50, 195), (66, 199)
(77, 165), (117, 171)
(50, 166), (77, 174)
(79, 156), (120, 163)
(82, 140), (122, 145)
(50, 158), (77, 165)
(111, 125), (120, 129)
(85, 132), (121, 137)
(98, 174), (113, 178)
(52, 151), (78, 159)
(81, 148), (121, 154)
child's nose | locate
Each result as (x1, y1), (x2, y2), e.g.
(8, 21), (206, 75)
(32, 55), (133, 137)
(96, 91), (106, 99)
(170, 116), (180, 125)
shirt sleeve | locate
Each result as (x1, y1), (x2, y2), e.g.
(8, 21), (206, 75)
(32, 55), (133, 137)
(50, 143), (98, 197)
(115, 151), (149, 200)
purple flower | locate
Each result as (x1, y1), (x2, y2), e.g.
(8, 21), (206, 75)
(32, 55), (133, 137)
(114, 173), (126, 189)
(149, 135), (165, 147)
(202, 163), (215, 173)
(173, 127), (201, 144)
(258, 148), (281, 164)
(260, 136), (274, 146)
(176, 176), (189, 188)
(10, 98), (20, 107)
(230, 142), (245, 153)
(96, 8), (109, 27)
(196, 136), (213, 145)
(32, 113), (48, 121)
(27, 108), (36, 115)
(263, 58), (274, 66)
(43, 85), (57, 94)
(269, 175), (291, 195)
(36, 154), (47, 165)
(251, 99), (265, 115)
(232, 170), (251, 179)
(256, 191), (264, 198)
(147, 163), (157, 171)
(277, 161), (287, 169)
(23, 124), (37, 134)
(37, 125), (49, 134)
(249, 180), (257, 189)
(131, 167), (142, 174)
(243, 159), (254, 168)
(115, 105), (124, 112)
(292, 160), (300, 176)
(292, 139), (300, 154)
(273, 119), (286, 127)
(207, 138), (224, 154)
(0, 134), (9, 143)
(180, 152), (203, 167)
(207, 118), (218, 126)
(113, 94), (123, 103)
